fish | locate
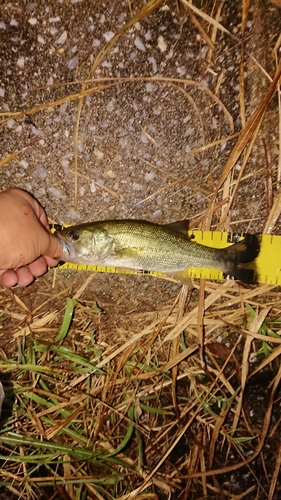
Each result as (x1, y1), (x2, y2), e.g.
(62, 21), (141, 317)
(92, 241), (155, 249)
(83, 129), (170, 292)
(56, 220), (260, 284)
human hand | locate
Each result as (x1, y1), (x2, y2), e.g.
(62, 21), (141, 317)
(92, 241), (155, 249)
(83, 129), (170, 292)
(0, 188), (62, 287)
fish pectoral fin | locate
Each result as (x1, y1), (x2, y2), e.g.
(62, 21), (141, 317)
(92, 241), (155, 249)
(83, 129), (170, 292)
(117, 247), (144, 257)
(163, 220), (189, 235)
(166, 270), (193, 288)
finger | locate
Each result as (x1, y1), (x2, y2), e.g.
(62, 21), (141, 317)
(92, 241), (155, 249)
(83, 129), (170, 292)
(28, 192), (49, 228)
(38, 230), (63, 260)
(44, 256), (60, 267)
(28, 257), (48, 277)
(16, 267), (35, 287)
(0, 270), (18, 287)
(37, 205), (49, 228)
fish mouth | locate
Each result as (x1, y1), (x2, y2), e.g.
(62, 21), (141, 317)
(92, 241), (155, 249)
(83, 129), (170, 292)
(57, 235), (76, 261)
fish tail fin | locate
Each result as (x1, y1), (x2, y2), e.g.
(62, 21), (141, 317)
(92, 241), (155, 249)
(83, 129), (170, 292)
(222, 234), (260, 283)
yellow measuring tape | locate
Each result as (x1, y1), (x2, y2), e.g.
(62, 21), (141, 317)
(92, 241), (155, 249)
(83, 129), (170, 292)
(51, 225), (281, 285)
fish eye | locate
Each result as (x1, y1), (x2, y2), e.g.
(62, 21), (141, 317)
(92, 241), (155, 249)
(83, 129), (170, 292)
(69, 231), (79, 241)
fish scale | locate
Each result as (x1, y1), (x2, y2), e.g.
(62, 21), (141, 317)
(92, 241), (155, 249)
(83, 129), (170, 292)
(51, 224), (281, 284)
(83, 220), (225, 271)
(52, 221), (261, 284)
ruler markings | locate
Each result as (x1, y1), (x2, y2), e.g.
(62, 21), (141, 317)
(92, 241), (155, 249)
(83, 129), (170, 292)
(51, 226), (281, 285)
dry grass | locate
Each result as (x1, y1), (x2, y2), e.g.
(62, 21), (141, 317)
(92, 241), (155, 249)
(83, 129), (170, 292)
(1, 0), (281, 499)
(1, 279), (281, 499)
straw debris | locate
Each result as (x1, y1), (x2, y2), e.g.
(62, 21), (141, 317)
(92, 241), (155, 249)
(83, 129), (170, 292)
(0, 0), (281, 498)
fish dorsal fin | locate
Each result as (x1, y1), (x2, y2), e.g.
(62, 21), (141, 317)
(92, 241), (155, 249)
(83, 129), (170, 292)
(163, 220), (189, 235)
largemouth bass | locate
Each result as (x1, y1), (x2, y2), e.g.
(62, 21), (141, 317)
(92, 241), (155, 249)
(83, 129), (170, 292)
(57, 220), (260, 283)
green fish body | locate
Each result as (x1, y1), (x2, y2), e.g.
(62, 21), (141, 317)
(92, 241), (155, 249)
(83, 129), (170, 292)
(57, 220), (260, 283)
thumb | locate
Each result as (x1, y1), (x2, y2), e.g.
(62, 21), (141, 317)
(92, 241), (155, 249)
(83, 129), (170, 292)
(40, 230), (63, 259)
